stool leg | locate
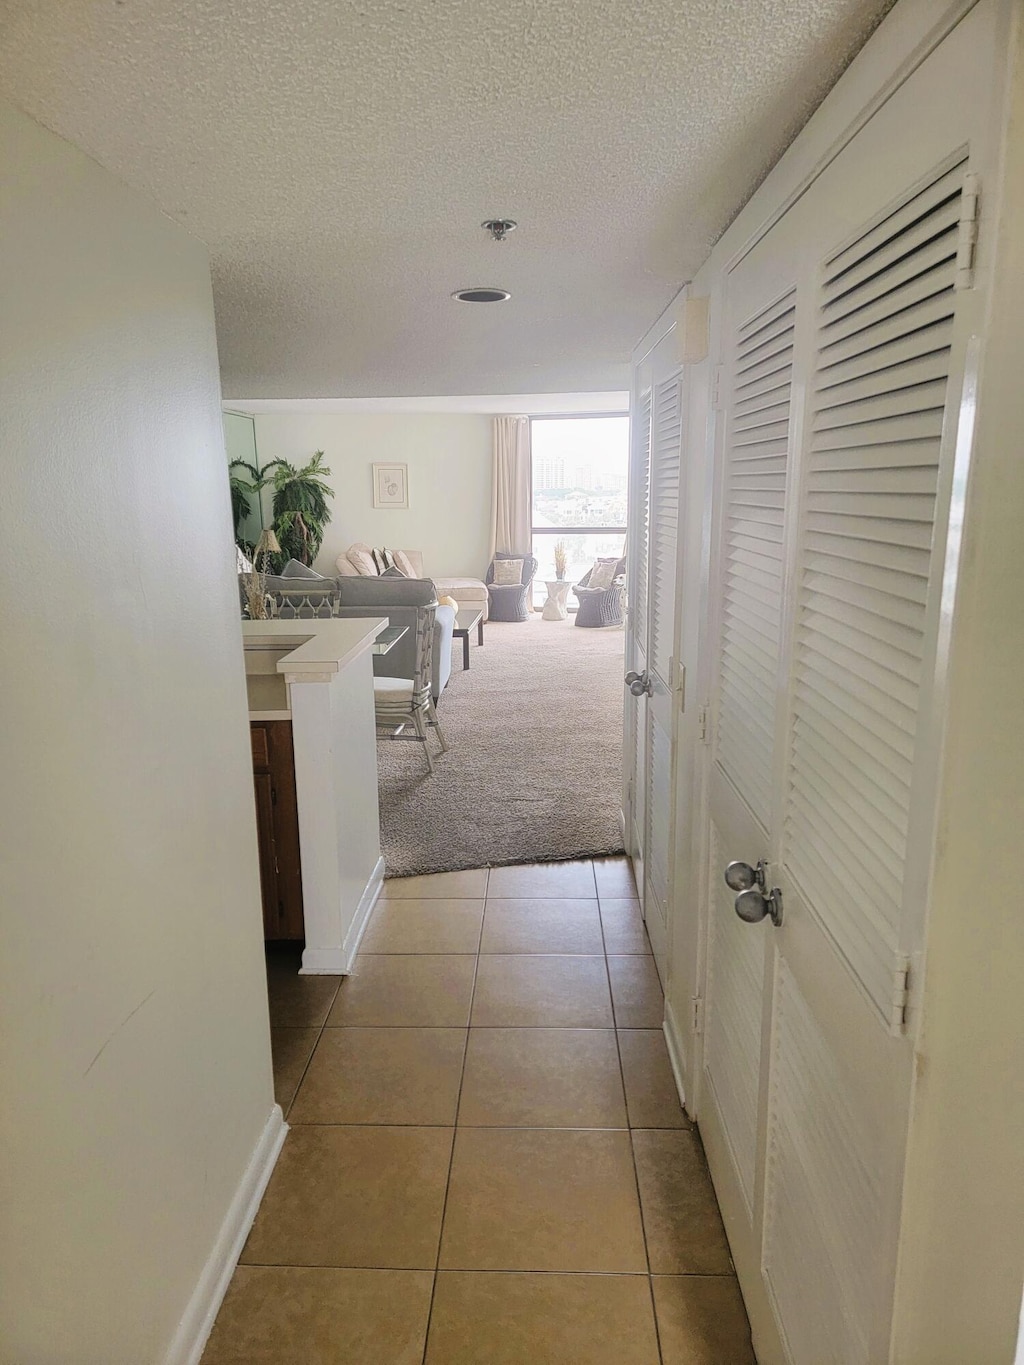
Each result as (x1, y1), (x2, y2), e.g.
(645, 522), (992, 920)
(412, 708), (434, 773)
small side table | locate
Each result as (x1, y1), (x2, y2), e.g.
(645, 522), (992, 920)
(542, 579), (571, 621)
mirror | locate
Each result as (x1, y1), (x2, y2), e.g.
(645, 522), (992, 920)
(224, 409), (264, 557)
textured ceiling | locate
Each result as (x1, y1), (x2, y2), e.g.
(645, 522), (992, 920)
(0, 0), (893, 398)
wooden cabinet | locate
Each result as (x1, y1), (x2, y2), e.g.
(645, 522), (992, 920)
(250, 720), (304, 941)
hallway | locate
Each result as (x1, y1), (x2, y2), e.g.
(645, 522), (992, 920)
(202, 859), (754, 1363)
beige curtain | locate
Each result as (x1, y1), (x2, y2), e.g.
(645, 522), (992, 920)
(489, 415), (532, 561)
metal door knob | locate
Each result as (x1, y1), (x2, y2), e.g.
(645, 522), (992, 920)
(625, 670), (652, 697)
(734, 888), (770, 922)
(724, 860), (764, 892)
(733, 886), (784, 928)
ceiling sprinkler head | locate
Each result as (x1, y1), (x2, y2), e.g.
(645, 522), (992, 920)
(482, 218), (517, 243)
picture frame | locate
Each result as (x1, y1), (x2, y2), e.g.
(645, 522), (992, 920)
(371, 462), (409, 509)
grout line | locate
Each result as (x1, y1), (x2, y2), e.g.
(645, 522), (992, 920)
(241, 1259), (722, 1276)
(420, 924), (481, 1364)
(270, 970), (343, 1121)
(600, 916), (666, 1365)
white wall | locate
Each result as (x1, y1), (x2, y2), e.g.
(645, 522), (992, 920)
(250, 411), (493, 578)
(0, 101), (274, 1363)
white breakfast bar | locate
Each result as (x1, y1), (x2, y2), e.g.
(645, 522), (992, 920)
(242, 617), (388, 974)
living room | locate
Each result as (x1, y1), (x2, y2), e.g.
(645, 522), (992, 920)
(231, 398), (631, 880)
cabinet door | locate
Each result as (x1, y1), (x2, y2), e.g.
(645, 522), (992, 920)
(250, 721), (304, 940)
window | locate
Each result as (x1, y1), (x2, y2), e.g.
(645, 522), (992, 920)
(531, 415), (629, 605)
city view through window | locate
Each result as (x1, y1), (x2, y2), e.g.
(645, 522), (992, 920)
(531, 415), (629, 606)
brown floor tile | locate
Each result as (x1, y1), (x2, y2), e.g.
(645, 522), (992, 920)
(384, 868), (489, 899)
(425, 1272), (660, 1365)
(439, 1128), (647, 1272)
(600, 898), (652, 954)
(471, 955), (612, 1028)
(594, 856), (638, 898)
(617, 1029), (689, 1129)
(327, 955), (476, 1027)
(480, 898), (603, 954)
(242, 1125), (453, 1269)
(289, 1027), (467, 1125)
(608, 954), (664, 1028)
(361, 899), (484, 953)
(458, 1028), (626, 1128)
(200, 1265), (433, 1364)
(653, 1275), (755, 1365)
(269, 1027), (320, 1114)
(486, 860), (596, 898)
(266, 962), (341, 1028)
(632, 1130), (733, 1274)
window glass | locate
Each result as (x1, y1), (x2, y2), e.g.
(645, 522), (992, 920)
(531, 416), (628, 605)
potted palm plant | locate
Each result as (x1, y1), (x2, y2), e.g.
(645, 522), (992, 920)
(259, 450), (335, 568)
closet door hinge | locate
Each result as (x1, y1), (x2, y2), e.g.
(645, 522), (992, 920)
(697, 704), (711, 744)
(691, 996), (704, 1035)
(890, 954), (911, 1034)
(956, 173), (980, 291)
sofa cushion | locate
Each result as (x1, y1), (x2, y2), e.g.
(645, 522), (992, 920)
(393, 548), (419, 578)
(348, 543), (378, 576)
(281, 558), (326, 579)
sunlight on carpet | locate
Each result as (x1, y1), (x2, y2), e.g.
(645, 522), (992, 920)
(376, 614), (627, 876)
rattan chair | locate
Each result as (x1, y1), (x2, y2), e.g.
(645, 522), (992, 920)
(573, 555), (626, 627)
(485, 552), (539, 622)
(372, 599), (449, 774)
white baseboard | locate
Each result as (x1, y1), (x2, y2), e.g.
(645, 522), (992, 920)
(163, 1104), (287, 1365)
(300, 855), (384, 975)
(663, 997), (689, 1114)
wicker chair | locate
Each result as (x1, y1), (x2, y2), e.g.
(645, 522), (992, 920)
(485, 552), (539, 622)
(372, 598), (449, 774)
(573, 555), (627, 627)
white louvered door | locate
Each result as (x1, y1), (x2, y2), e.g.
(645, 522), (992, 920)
(625, 369), (653, 908)
(697, 24), (985, 1362)
(642, 351), (683, 971)
(626, 324), (683, 979)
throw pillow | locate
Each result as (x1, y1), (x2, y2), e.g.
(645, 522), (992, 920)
(348, 544), (378, 576)
(492, 557), (524, 586)
(393, 549), (418, 578)
(281, 558), (325, 579)
(587, 558), (619, 591)
(381, 565), (407, 578)
(372, 547), (399, 574)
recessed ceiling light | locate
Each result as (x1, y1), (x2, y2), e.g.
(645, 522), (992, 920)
(452, 287), (511, 303)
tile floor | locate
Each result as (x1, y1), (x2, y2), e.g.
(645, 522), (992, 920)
(202, 858), (755, 1364)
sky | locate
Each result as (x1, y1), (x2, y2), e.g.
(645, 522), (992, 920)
(531, 416), (629, 475)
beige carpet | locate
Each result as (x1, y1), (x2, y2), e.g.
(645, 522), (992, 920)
(376, 614), (627, 876)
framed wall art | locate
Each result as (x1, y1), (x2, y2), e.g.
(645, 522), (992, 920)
(371, 462), (409, 509)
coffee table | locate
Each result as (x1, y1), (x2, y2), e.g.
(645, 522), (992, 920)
(452, 607), (484, 669)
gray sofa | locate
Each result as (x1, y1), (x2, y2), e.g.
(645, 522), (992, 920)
(335, 575), (455, 701)
(253, 566), (455, 701)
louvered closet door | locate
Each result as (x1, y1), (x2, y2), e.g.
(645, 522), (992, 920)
(762, 154), (970, 1365)
(700, 281), (797, 1318)
(626, 376), (653, 903)
(642, 354), (683, 972)
(698, 19), (985, 1359)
